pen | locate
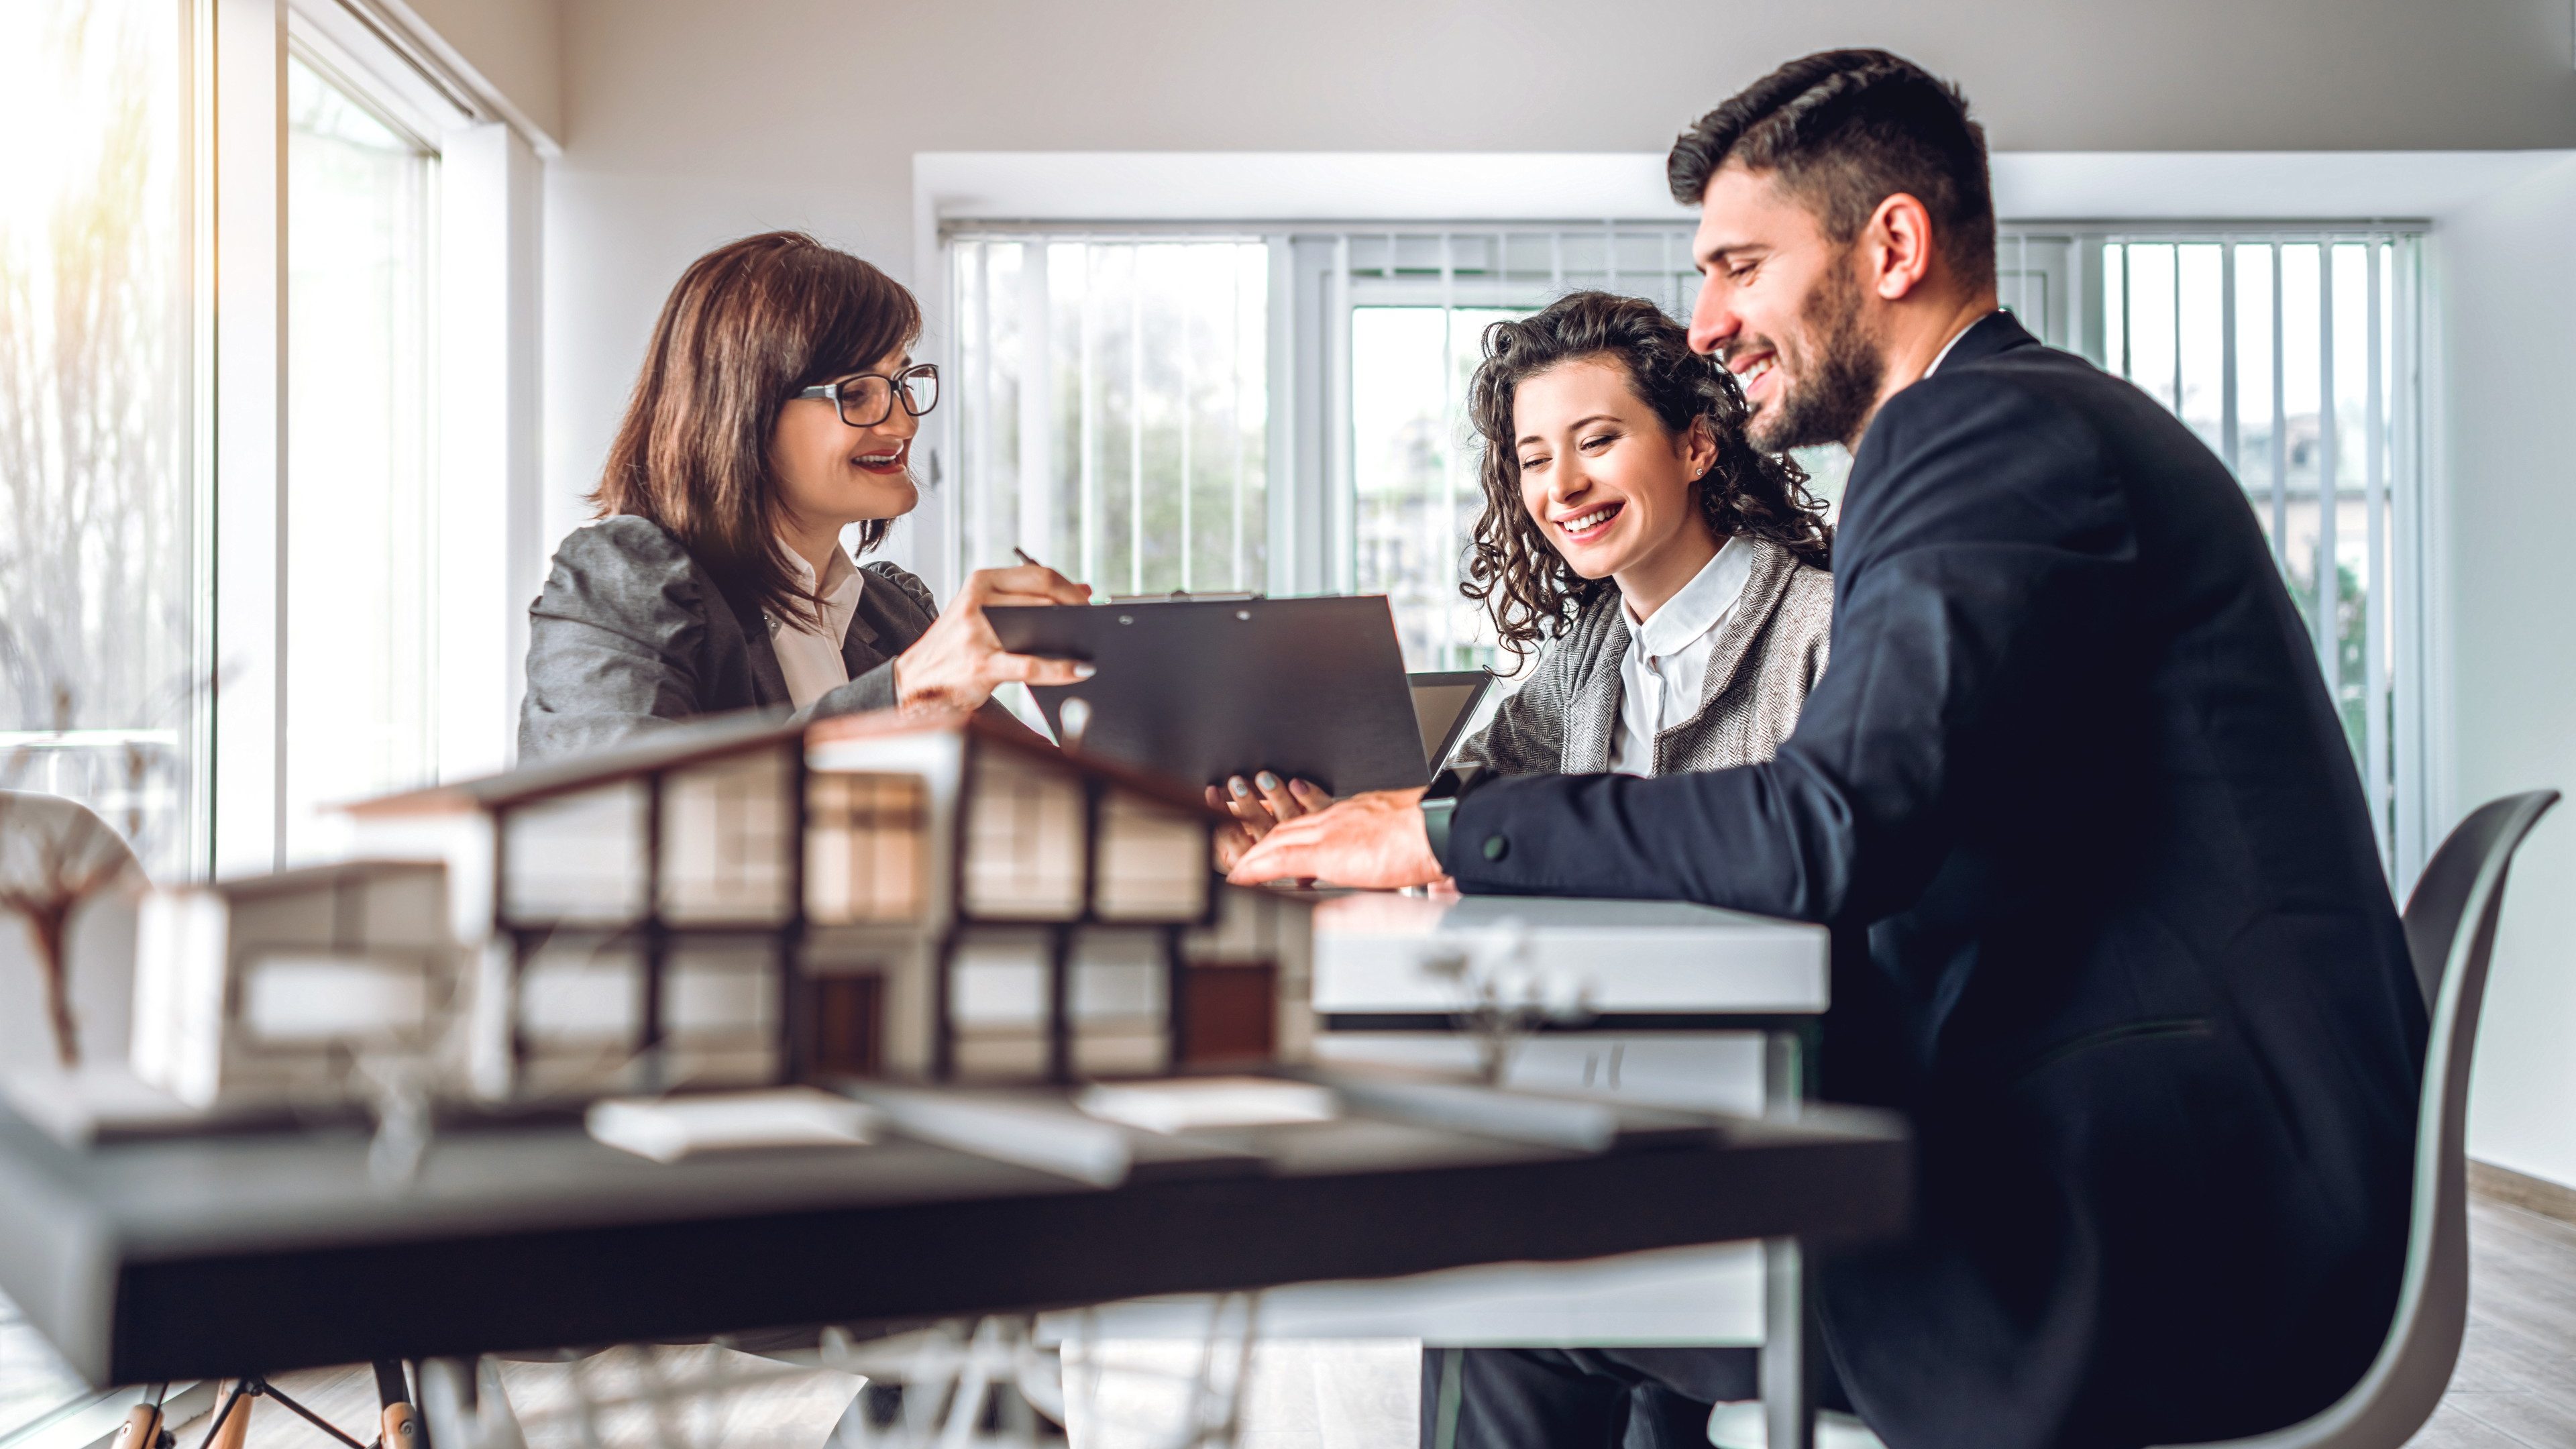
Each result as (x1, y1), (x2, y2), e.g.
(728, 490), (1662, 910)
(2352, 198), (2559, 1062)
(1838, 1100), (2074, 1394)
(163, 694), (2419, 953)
(1012, 547), (1044, 569)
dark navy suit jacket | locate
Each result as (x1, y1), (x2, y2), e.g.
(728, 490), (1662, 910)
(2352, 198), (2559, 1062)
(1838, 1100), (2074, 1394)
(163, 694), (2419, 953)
(1441, 314), (2424, 1449)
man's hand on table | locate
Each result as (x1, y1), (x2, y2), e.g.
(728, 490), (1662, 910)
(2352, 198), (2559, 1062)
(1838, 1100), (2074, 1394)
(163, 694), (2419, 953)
(1226, 786), (1448, 890)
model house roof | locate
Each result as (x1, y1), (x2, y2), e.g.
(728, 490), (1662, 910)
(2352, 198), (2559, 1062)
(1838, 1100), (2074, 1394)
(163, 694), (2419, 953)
(348, 706), (1224, 822)
(347, 712), (808, 816)
(198, 857), (447, 900)
(810, 707), (1225, 820)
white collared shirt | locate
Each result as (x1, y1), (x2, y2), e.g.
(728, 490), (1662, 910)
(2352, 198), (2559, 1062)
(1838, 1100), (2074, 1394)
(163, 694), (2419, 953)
(1924, 310), (2004, 378)
(772, 539), (866, 710)
(1611, 537), (1756, 776)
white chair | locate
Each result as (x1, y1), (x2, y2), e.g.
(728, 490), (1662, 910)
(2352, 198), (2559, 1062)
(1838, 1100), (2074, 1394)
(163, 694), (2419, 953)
(0, 790), (144, 1071)
(1717, 789), (2561, 1449)
(2150, 788), (2559, 1449)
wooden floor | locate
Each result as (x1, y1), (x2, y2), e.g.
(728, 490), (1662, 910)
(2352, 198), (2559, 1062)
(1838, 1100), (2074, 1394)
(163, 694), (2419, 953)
(145, 1193), (2576, 1449)
(2412, 1198), (2576, 1448)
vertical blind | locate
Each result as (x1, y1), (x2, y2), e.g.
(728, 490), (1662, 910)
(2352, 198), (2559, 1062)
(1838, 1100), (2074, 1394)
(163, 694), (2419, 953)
(947, 222), (2428, 879)
(947, 235), (1270, 596)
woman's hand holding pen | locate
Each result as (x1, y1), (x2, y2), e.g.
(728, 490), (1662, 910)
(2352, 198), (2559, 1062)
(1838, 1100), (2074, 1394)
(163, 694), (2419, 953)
(892, 563), (1093, 711)
(1208, 771), (1334, 871)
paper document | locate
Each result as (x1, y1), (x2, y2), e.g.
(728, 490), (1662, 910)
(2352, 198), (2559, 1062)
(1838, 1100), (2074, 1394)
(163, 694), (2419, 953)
(586, 1087), (883, 1163)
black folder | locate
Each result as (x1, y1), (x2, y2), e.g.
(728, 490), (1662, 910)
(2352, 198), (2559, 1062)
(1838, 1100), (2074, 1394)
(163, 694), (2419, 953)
(988, 595), (1430, 796)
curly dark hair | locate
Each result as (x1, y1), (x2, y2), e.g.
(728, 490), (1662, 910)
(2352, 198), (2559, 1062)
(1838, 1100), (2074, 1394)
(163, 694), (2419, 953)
(1462, 290), (1832, 659)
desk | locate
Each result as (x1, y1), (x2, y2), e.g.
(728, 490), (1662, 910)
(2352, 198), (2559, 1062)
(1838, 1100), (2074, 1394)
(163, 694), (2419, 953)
(0, 1091), (1902, 1388)
(1311, 892), (1826, 1111)
(0, 896), (1868, 1448)
(1106, 894), (1843, 1446)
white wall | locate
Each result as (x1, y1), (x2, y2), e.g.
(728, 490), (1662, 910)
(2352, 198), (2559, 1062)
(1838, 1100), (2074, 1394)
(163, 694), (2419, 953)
(393, 0), (562, 145)
(2437, 156), (2576, 1193)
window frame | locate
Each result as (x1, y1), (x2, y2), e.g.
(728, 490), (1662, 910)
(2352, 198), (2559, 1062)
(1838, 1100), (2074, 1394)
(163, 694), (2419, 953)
(207, 0), (547, 876)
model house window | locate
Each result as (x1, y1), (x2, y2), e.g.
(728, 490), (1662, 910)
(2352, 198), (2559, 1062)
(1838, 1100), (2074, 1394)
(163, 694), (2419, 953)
(661, 750), (794, 924)
(501, 785), (649, 925)
(664, 940), (780, 1081)
(948, 931), (1054, 1079)
(1093, 790), (1212, 921)
(806, 770), (930, 924)
(517, 937), (645, 1089)
(961, 751), (1085, 919)
(947, 221), (2430, 880)
(1071, 928), (1169, 1077)
(0, 0), (195, 879)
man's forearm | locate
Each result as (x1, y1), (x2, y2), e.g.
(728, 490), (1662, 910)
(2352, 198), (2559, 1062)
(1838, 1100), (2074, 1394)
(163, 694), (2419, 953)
(1441, 763), (1857, 923)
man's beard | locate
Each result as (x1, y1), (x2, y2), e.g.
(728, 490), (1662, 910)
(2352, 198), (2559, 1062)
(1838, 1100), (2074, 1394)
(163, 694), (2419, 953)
(1747, 266), (1884, 453)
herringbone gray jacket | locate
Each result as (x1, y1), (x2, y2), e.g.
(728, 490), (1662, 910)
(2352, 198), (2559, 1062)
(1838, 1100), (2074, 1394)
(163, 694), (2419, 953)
(1454, 537), (1833, 777)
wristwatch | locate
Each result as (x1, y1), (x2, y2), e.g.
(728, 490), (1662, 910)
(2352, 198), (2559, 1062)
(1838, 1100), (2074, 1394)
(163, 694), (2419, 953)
(1418, 763), (1487, 869)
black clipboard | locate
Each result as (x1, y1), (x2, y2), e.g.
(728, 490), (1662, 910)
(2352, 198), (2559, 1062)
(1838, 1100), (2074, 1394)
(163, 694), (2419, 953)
(988, 595), (1429, 796)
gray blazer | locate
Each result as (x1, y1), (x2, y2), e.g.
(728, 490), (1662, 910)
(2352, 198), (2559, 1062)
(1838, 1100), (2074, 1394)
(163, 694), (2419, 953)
(1454, 537), (1832, 777)
(518, 515), (941, 762)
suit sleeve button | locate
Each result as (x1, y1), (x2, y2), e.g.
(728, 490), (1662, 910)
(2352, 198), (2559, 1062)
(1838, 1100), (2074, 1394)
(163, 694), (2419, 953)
(1481, 834), (1509, 861)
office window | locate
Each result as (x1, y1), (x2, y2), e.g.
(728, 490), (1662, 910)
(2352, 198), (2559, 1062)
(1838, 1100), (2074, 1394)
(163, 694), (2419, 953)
(0, 0), (197, 876)
(282, 52), (438, 859)
(947, 222), (2429, 877)
(948, 235), (1269, 596)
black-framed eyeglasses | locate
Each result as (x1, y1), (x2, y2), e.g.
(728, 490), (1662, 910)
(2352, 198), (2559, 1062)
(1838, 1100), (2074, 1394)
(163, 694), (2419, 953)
(790, 363), (939, 427)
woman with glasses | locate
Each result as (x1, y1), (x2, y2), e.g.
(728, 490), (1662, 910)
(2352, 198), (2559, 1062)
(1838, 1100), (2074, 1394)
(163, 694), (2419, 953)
(520, 231), (1090, 761)
(1217, 290), (1833, 863)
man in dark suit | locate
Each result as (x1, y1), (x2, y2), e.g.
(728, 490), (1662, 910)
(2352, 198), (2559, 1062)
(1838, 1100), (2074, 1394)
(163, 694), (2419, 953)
(1233, 50), (2425, 1449)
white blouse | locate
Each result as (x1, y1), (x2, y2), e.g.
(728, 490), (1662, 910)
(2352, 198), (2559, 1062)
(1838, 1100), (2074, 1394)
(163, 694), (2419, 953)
(1609, 537), (1755, 776)
(772, 541), (866, 710)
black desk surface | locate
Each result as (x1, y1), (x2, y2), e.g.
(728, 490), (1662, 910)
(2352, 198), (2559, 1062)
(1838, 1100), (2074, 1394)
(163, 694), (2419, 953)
(0, 1096), (1909, 1387)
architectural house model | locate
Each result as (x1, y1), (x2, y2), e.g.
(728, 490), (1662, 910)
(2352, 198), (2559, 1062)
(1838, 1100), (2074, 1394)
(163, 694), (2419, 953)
(337, 708), (1314, 1102)
(129, 860), (460, 1110)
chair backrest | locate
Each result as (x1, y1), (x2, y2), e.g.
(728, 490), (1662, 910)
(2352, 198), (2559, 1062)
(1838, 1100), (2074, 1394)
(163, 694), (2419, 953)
(0, 790), (146, 1071)
(2162, 790), (2558, 1449)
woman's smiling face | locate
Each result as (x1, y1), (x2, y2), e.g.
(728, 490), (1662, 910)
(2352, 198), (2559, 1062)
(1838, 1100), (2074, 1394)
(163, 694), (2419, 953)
(769, 345), (921, 536)
(1511, 354), (1717, 584)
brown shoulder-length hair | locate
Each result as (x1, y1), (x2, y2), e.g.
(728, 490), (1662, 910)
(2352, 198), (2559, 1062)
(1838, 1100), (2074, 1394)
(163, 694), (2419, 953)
(592, 231), (922, 631)
(1462, 291), (1831, 659)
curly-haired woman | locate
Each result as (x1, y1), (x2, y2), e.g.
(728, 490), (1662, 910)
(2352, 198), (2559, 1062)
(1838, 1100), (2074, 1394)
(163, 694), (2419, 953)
(1212, 289), (1833, 855)
(1447, 288), (1833, 777)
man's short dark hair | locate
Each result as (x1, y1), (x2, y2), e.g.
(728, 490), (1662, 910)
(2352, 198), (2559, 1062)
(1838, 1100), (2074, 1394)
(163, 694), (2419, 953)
(1669, 50), (1995, 292)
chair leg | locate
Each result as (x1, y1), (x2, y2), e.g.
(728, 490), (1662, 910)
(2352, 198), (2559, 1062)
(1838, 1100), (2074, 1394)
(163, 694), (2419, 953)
(1763, 1238), (1819, 1449)
(378, 1360), (424, 1449)
(199, 1384), (253, 1449)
